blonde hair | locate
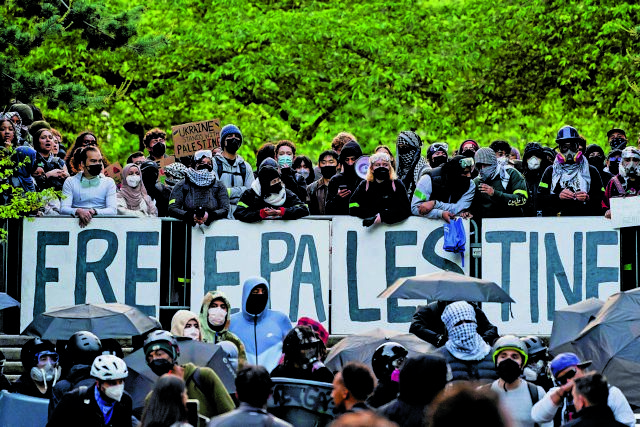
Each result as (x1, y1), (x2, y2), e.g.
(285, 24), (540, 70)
(366, 152), (397, 182)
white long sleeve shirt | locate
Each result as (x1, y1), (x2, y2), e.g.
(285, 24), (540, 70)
(60, 173), (117, 216)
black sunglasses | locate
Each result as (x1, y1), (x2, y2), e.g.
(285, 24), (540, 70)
(557, 367), (577, 385)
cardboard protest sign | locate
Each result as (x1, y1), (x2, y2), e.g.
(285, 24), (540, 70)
(171, 120), (221, 158)
(158, 156), (175, 185)
(610, 196), (640, 228)
(103, 162), (123, 185)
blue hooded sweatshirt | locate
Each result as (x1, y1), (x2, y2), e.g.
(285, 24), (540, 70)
(229, 277), (292, 372)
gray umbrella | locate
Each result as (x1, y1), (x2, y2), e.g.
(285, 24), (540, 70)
(571, 289), (640, 409)
(549, 297), (604, 355)
(324, 328), (434, 373)
(0, 293), (19, 310)
(22, 303), (161, 340)
(378, 271), (515, 303)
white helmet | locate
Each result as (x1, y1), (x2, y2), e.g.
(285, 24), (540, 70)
(91, 355), (128, 380)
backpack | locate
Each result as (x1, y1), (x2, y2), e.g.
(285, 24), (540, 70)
(215, 157), (247, 186)
(443, 217), (466, 266)
(480, 382), (540, 427)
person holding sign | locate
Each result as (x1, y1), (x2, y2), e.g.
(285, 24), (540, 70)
(213, 124), (255, 218)
(234, 158), (309, 222)
(60, 146), (117, 227)
(116, 163), (158, 217)
(603, 147), (640, 219)
(168, 150), (230, 226)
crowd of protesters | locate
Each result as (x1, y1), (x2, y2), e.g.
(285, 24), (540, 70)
(3, 102), (639, 228)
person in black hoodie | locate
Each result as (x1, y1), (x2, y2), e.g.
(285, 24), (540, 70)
(48, 331), (102, 418)
(585, 144), (613, 188)
(13, 338), (61, 398)
(234, 158), (309, 222)
(378, 354), (448, 427)
(325, 141), (364, 215)
(521, 142), (553, 217)
(349, 152), (410, 226)
(140, 160), (170, 217)
(271, 325), (333, 383)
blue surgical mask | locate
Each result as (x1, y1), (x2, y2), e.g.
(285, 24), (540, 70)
(278, 155), (293, 168)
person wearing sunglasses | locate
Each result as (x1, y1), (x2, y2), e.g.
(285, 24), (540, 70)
(532, 352), (634, 427)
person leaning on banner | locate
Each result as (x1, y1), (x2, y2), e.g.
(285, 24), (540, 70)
(531, 352), (634, 427)
(325, 140), (364, 215)
(143, 331), (235, 421)
(116, 163), (158, 217)
(603, 147), (640, 219)
(60, 146), (117, 227)
(307, 149), (339, 215)
(563, 373), (628, 427)
(168, 149), (230, 226)
(410, 300), (498, 348)
(233, 158), (309, 223)
(537, 126), (604, 217)
(411, 155), (475, 222)
(349, 152), (411, 227)
(471, 147), (528, 218)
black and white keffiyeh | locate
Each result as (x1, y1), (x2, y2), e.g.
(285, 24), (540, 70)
(185, 168), (216, 187)
(396, 131), (427, 196)
(441, 301), (490, 361)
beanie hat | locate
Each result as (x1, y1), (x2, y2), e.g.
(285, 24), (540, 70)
(29, 121), (52, 139)
(9, 103), (34, 126)
(338, 140), (363, 165)
(259, 157), (278, 171)
(523, 142), (545, 162)
(585, 144), (605, 158)
(220, 124), (243, 149)
(474, 147), (497, 166)
(459, 139), (479, 152)
(143, 341), (175, 360)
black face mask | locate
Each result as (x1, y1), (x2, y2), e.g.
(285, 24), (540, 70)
(496, 358), (522, 384)
(86, 164), (103, 177)
(430, 156), (447, 168)
(461, 149), (476, 158)
(610, 137), (627, 151)
(148, 359), (174, 376)
(246, 293), (268, 315)
(342, 163), (356, 176)
(224, 139), (240, 154)
(587, 156), (604, 170)
(269, 183), (283, 194)
(151, 143), (166, 158)
(373, 167), (389, 181)
(609, 161), (620, 175)
(196, 163), (213, 172)
(397, 145), (414, 156)
(320, 165), (337, 179)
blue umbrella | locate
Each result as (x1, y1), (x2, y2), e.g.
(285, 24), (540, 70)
(0, 293), (19, 310)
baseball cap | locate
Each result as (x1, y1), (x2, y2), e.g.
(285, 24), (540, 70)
(549, 352), (592, 378)
(607, 128), (626, 139)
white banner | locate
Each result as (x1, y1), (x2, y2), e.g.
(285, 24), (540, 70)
(20, 218), (163, 331)
(482, 217), (620, 335)
(610, 197), (640, 229)
(330, 217), (470, 335)
(190, 220), (331, 328)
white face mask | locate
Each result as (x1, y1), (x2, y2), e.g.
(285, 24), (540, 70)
(30, 364), (61, 391)
(104, 383), (125, 402)
(126, 175), (141, 187)
(183, 326), (200, 340)
(527, 157), (541, 170)
(208, 307), (227, 326)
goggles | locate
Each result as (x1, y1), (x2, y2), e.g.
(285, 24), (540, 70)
(194, 150), (212, 161)
(459, 157), (475, 169)
(36, 351), (59, 364)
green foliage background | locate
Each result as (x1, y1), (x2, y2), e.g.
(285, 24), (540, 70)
(4, 0), (640, 166)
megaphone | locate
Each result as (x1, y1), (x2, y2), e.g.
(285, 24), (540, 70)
(355, 156), (370, 180)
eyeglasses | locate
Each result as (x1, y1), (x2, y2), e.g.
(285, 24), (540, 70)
(194, 150), (212, 161)
(459, 157), (475, 169)
(557, 367), (577, 385)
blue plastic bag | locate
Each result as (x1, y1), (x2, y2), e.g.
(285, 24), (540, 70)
(443, 218), (465, 266)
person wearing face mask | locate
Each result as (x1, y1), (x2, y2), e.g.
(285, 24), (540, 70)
(271, 325), (333, 383)
(521, 142), (553, 217)
(163, 161), (188, 189)
(326, 140), (364, 215)
(144, 128), (170, 163)
(585, 144), (613, 188)
(170, 309), (203, 341)
(607, 128), (628, 152)
(198, 291), (247, 366)
(47, 355), (132, 427)
(143, 330), (235, 420)
(366, 342), (407, 408)
(471, 147), (528, 219)
(426, 142), (449, 172)
(229, 277), (292, 371)
(538, 126), (604, 217)
(64, 131), (111, 176)
(349, 152), (410, 226)
(487, 336), (552, 427)
(307, 150), (339, 215)
(292, 155), (315, 186)
(395, 130), (428, 198)
(116, 163), (158, 217)
(213, 124), (255, 218)
(520, 336), (554, 392)
(59, 146), (116, 227)
(139, 160), (171, 217)
(437, 301), (497, 384)
(12, 338), (61, 398)
(169, 150), (230, 226)
(605, 149), (622, 177)
(234, 158), (309, 222)
(275, 140), (309, 203)
(603, 147), (640, 219)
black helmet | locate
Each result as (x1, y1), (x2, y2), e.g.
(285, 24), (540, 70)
(21, 338), (56, 371)
(556, 126), (581, 145)
(520, 336), (548, 361)
(282, 326), (323, 366)
(371, 342), (408, 381)
(66, 331), (102, 365)
(144, 330), (180, 361)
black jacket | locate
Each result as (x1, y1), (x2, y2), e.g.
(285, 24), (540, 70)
(12, 373), (50, 398)
(325, 172), (363, 215)
(537, 164), (604, 216)
(168, 176), (230, 225)
(349, 179), (410, 224)
(234, 188), (309, 223)
(563, 405), (628, 427)
(49, 364), (95, 419)
(437, 346), (497, 384)
(410, 301), (499, 348)
(270, 363), (334, 384)
(279, 167), (309, 204)
(366, 381), (398, 409)
(47, 384), (133, 427)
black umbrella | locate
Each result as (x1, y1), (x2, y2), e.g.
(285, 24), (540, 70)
(324, 328), (433, 373)
(124, 339), (236, 412)
(571, 289), (640, 409)
(378, 271), (515, 303)
(0, 293), (19, 310)
(22, 303), (161, 340)
(549, 297), (604, 355)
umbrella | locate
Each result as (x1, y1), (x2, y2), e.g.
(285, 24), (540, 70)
(378, 271), (515, 303)
(124, 339), (236, 412)
(0, 293), (19, 310)
(571, 289), (640, 409)
(21, 303), (161, 340)
(324, 328), (434, 373)
(549, 297), (604, 355)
